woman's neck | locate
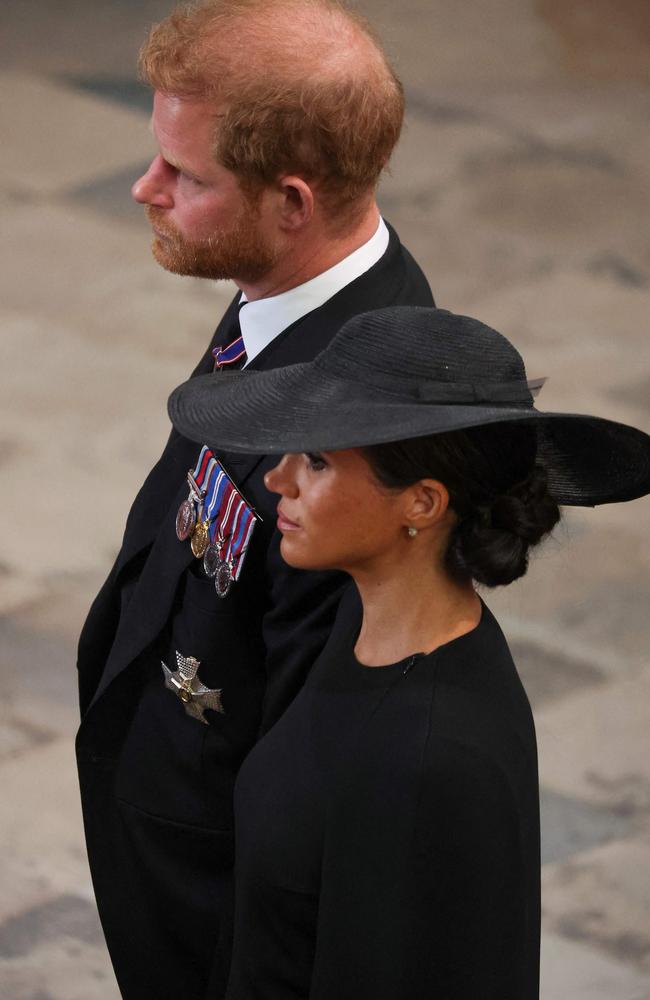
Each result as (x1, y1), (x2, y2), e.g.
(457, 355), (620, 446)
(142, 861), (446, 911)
(350, 548), (481, 667)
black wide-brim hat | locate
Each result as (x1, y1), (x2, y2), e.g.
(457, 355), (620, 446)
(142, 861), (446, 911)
(168, 307), (650, 507)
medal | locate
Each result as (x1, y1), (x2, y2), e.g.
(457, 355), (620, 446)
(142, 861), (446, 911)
(178, 451), (219, 553)
(210, 492), (239, 597)
(175, 498), (196, 541)
(191, 519), (210, 558)
(161, 651), (224, 724)
(195, 466), (228, 565)
(215, 558), (233, 599)
(203, 540), (222, 578)
(212, 495), (256, 598)
(175, 453), (211, 542)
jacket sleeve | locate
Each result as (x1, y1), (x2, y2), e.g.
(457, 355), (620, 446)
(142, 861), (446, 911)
(407, 738), (538, 998)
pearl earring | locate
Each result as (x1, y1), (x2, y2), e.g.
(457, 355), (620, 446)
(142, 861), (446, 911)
(407, 526), (418, 538)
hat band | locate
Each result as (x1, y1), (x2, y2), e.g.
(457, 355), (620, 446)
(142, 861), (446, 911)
(320, 354), (545, 405)
(413, 378), (540, 405)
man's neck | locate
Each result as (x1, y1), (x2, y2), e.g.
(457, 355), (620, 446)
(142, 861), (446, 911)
(238, 203), (381, 301)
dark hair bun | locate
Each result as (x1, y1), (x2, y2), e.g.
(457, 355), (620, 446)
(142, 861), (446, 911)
(447, 464), (560, 587)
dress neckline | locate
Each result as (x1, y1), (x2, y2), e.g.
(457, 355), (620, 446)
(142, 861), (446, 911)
(351, 599), (486, 672)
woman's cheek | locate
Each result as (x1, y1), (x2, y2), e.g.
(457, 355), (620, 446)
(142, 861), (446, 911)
(279, 528), (336, 571)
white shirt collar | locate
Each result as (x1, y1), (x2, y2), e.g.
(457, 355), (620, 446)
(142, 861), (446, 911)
(238, 217), (389, 366)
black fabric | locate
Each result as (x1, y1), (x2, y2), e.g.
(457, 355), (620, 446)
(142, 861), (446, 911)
(169, 305), (650, 507)
(75, 223), (434, 999)
(227, 592), (541, 999)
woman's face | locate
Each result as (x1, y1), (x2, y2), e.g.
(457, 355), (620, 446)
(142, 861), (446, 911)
(264, 449), (411, 572)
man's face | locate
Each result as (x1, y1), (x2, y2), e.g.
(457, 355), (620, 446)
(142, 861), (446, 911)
(132, 92), (278, 283)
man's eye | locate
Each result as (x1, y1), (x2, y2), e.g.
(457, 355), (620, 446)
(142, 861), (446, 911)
(305, 452), (327, 471)
(180, 172), (202, 186)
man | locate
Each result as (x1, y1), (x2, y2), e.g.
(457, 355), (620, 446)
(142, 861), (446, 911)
(76, 0), (434, 996)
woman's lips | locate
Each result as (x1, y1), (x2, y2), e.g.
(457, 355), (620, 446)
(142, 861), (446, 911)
(277, 507), (300, 531)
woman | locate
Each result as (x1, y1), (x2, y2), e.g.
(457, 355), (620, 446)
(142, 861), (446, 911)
(169, 306), (650, 999)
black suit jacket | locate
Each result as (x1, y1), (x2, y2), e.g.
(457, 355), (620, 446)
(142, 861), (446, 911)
(76, 224), (434, 999)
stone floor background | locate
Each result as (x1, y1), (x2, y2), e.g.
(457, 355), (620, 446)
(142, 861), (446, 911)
(1, 0), (649, 997)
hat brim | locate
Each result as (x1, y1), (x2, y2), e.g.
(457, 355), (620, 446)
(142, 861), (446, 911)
(168, 365), (650, 507)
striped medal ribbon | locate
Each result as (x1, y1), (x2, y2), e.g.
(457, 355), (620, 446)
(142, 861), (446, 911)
(212, 488), (257, 599)
(175, 445), (213, 542)
(190, 454), (219, 558)
(227, 501), (256, 583)
(213, 487), (244, 597)
(203, 473), (236, 578)
(202, 469), (231, 577)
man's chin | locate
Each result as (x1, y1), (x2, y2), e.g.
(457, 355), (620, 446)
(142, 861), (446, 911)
(151, 238), (220, 279)
(151, 237), (176, 270)
(149, 233), (278, 283)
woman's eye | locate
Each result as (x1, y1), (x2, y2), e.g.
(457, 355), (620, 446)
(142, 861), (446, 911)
(305, 452), (327, 471)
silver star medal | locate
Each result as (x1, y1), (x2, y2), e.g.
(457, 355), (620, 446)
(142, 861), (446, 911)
(160, 651), (224, 725)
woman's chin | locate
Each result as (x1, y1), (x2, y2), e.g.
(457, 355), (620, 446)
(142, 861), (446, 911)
(279, 536), (331, 572)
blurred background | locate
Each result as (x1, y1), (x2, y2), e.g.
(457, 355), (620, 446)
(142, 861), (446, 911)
(1, 1), (649, 996)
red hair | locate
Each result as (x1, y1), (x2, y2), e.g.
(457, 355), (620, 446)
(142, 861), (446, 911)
(139, 0), (404, 219)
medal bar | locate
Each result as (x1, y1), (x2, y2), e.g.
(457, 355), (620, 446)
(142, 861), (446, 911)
(176, 447), (261, 597)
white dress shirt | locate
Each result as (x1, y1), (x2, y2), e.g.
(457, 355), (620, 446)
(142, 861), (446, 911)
(238, 217), (389, 366)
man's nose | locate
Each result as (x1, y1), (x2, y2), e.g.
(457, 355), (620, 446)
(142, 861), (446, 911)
(131, 155), (174, 208)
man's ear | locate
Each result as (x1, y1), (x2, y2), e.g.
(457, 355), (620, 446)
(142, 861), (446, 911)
(402, 479), (451, 531)
(276, 175), (315, 230)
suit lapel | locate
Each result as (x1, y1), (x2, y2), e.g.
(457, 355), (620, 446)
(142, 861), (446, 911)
(89, 477), (196, 709)
(111, 296), (242, 575)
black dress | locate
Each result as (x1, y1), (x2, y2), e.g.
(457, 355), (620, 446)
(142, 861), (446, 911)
(227, 594), (540, 999)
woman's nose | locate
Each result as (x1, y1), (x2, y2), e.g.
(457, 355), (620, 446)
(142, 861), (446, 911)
(264, 455), (298, 497)
(131, 155), (174, 208)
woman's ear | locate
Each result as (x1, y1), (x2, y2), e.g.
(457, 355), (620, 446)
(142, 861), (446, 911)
(276, 175), (315, 230)
(402, 479), (451, 532)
